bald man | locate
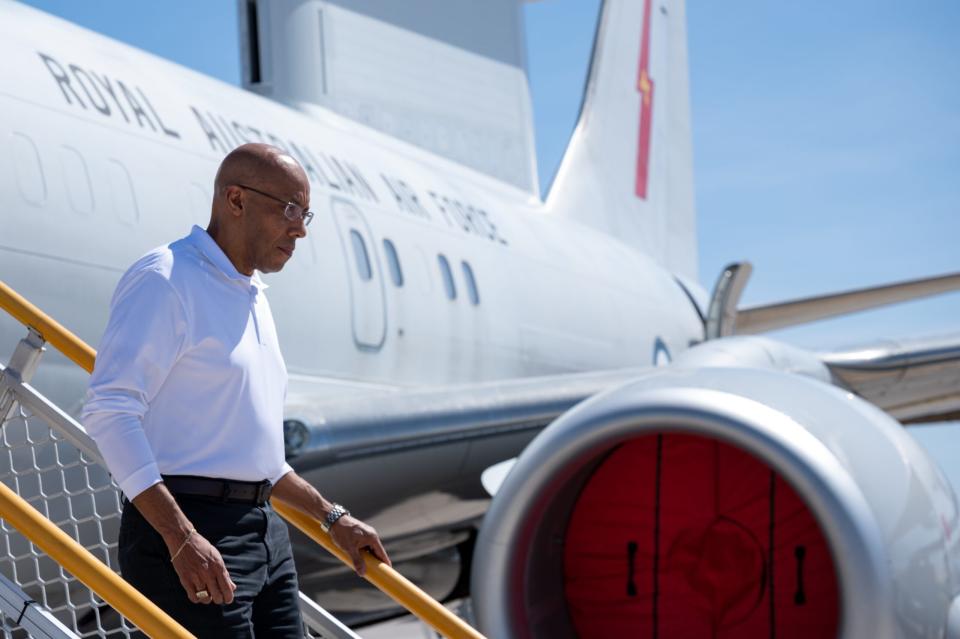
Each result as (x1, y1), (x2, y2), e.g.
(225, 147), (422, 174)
(83, 144), (390, 637)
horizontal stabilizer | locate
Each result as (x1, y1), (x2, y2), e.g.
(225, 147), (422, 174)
(735, 271), (960, 334)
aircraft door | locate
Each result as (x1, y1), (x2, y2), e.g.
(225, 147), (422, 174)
(331, 199), (387, 350)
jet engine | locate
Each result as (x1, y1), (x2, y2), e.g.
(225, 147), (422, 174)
(472, 366), (960, 638)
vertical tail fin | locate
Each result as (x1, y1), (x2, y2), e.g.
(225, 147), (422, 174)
(547, 0), (697, 281)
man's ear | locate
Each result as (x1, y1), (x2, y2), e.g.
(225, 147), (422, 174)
(224, 186), (245, 217)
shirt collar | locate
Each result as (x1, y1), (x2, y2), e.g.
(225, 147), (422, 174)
(187, 225), (269, 291)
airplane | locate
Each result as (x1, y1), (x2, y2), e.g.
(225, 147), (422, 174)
(0, 0), (959, 636)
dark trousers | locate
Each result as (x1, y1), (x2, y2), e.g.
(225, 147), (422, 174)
(119, 495), (303, 638)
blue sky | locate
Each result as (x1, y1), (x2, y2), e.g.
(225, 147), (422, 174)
(682, 2), (960, 350)
(17, 1), (960, 461)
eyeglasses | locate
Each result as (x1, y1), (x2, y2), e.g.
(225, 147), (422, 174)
(235, 184), (314, 227)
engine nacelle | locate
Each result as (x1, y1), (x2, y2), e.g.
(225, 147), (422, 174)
(472, 367), (960, 638)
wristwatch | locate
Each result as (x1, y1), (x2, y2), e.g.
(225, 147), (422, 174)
(321, 503), (350, 532)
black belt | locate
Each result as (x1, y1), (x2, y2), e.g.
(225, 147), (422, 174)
(162, 475), (273, 506)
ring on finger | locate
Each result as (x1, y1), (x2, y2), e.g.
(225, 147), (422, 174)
(195, 589), (209, 599)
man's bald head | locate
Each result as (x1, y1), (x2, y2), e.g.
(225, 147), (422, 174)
(207, 143), (310, 276)
(214, 143), (307, 197)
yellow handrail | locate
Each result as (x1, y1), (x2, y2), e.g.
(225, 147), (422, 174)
(0, 278), (194, 637)
(0, 279), (487, 639)
(272, 500), (485, 639)
(0, 280), (96, 373)
(0, 482), (193, 638)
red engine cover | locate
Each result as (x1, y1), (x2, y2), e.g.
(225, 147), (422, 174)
(564, 433), (840, 638)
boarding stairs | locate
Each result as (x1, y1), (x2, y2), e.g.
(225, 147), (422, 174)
(0, 280), (484, 639)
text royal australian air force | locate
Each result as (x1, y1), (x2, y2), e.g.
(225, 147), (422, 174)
(35, 51), (508, 246)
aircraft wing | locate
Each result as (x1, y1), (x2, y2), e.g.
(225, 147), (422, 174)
(283, 367), (648, 469)
(699, 265), (960, 424)
(285, 331), (960, 472)
(823, 332), (960, 424)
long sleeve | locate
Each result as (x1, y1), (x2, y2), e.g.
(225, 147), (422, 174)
(82, 267), (188, 499)
(271, 462), (294, 486)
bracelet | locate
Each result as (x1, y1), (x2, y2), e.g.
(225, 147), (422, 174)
(170, 528), (195, 562)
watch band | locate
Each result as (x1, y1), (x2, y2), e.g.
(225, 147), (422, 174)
(321, 503), (350, 532)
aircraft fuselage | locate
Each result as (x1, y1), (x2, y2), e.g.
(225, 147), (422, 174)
(0, 2), (703, 610)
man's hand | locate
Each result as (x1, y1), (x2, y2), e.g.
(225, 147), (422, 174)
(328, 515), (391, 576)
(271, 471), (393, 577)
(132, 483), (237, 605)
(168, 531), (238, 605)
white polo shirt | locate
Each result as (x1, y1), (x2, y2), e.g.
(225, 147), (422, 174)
(82, 225), (293, 500)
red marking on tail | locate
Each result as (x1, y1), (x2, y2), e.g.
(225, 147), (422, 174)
(635, 0), (655, 200)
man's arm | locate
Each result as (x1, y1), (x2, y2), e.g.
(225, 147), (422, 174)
(131, 483), (237, 605)
(84, 269), (234, 604)
(271, 471), (391, 576)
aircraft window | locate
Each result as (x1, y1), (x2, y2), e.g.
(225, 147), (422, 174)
(349, 229), (372, 281)
(106, 159), (139, 225)
(383, 238), (404, 287)
(59, 146), (94, 215)
(11, 132), (46, 206)
(461, 261), (480, 305)
(438, 254), (456, 300)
